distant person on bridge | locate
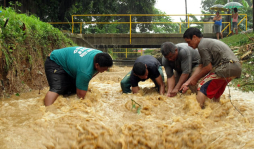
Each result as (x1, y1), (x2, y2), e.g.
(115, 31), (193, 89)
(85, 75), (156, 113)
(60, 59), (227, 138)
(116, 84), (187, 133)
(213, 11), (223, 40)
(180, 27), (242, 109)
(231, 8), (238, 35)
(44, 46), (113, 106)
(120, 55), (165, 95)
(160, 42), (200, 97)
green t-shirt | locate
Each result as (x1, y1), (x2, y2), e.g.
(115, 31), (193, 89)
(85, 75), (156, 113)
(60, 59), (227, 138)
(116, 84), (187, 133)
(50, 46), (102, 90)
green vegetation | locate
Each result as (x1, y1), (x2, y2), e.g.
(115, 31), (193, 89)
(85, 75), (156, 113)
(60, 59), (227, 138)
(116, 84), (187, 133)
(221, 32), (254, 92)
(0, 5), (76, 97)
(222, 32), (254, 46)
(0, 6), (75, 72)
(144, 49), (155, 55)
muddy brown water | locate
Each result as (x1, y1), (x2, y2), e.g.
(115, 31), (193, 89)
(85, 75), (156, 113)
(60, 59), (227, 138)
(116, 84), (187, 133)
(0, 66), (254, 149)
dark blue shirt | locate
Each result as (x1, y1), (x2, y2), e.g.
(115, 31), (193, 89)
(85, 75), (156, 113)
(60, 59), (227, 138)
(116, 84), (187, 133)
(130, 55), (161, 87)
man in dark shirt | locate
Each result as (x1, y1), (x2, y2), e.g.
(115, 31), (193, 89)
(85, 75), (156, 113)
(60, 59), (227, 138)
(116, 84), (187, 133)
(120, 55), (165, 94)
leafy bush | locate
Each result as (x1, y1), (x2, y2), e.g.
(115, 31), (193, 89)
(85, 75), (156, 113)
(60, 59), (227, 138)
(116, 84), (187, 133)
(0, 6), (76, 71)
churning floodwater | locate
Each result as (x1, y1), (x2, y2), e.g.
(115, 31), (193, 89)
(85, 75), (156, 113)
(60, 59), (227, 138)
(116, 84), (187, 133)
(0, 66), (254, 149)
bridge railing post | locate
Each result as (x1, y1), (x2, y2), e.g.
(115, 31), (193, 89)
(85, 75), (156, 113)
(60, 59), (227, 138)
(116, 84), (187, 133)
(179, 23), (181, 33)
(126, 48), (127, 58)
(130, 15), (132, 45)
(72, 15), (74, 33)
(188, 14), (190, 28)
(80, 23), (82, 34)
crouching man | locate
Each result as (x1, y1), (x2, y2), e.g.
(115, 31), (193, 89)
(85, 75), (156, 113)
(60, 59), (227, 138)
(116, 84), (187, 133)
(180, 28), (242, 109)
(44, 46), (113, 106)
(160, 42), (200, 97)
(121, 55), (165, 95)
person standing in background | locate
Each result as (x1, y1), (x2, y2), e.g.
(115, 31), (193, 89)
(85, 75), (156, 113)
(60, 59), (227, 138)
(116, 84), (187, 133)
(231, 8), (238, 35)
(213, 11), (223, 40)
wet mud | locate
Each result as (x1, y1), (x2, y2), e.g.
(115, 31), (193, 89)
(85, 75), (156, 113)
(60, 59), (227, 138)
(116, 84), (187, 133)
(0, 66), (254, 149)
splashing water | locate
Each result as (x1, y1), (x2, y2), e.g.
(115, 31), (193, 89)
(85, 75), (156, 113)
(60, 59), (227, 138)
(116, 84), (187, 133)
(0, 66), (254, 148)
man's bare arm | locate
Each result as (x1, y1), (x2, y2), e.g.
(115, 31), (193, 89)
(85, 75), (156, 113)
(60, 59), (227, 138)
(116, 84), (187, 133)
(180, 63), (212, 93)
(132, 86), (139, 94)
(155, 75), (165, 95)
(174, 73), (189, 91)
(218, 15), (222, 20)
(190, 63), (212, 85)
(180, 64), (202, 92)
(167, 76), (175, 96)
(168, 73), (189, 97)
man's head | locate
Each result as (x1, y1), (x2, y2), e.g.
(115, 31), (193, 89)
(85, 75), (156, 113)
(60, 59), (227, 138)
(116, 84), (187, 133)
(94, 53), (113, 72)
(160, 42), (178, 61)
(183, 27), (203, 49)
(133, 62), (148, 79)
(216, 11), (220, 16)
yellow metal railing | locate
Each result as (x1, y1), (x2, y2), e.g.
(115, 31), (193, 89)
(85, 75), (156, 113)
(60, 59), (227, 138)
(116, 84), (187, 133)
(111, 48), (143, 58)
(48, 14), (248, 44)
(70, 14), (247, 44)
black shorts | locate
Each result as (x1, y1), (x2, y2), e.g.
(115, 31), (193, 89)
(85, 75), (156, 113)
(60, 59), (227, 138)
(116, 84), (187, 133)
(45, 57), (76, 95)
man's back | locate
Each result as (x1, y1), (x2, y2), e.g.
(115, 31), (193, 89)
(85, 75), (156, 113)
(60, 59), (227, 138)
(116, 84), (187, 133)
(50, 47), (101, 78)
(198, 38), (239, 66)
(134, 55), (161, 68)
(198, 38), (241, 78)
(50, 47), (102, 90)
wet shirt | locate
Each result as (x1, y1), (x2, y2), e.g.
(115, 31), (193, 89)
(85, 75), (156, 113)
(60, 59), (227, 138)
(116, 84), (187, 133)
(130, 55), (161, 87)
(50, 46), (102, 91)
(162, 43), (200, 78)
(198, 38), (241, 77)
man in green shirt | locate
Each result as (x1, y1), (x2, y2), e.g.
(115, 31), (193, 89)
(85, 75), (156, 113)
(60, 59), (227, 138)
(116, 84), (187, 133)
(44, 46), (113, 106)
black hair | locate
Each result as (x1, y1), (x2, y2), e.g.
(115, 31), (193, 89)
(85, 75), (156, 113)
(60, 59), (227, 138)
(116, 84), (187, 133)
(183, 27), (203, 39)
(94, 53), (113, 67)
(133, 62), (146, 76)
(160, 42), (176, 56)
(234, 8), (238, 13)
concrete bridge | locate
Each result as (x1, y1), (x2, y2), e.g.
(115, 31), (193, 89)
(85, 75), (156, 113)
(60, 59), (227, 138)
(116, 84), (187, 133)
(70, 33), (219, 50)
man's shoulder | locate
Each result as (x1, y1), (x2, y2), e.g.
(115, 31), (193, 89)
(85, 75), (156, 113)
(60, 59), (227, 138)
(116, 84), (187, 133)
(199, 38), (213, 45)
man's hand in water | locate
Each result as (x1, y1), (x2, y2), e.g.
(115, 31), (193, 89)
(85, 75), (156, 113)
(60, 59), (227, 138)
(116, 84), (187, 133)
(180, 83), (189, 94)
(167, 88), (178, 97)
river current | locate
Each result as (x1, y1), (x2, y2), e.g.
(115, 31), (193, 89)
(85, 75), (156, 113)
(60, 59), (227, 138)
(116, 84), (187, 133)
(0, 66), (253, 149)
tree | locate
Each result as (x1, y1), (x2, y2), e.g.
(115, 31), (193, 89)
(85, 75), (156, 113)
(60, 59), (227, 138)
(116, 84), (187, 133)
(0, 0), (158, 33)
(151, 8), (179, 33)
